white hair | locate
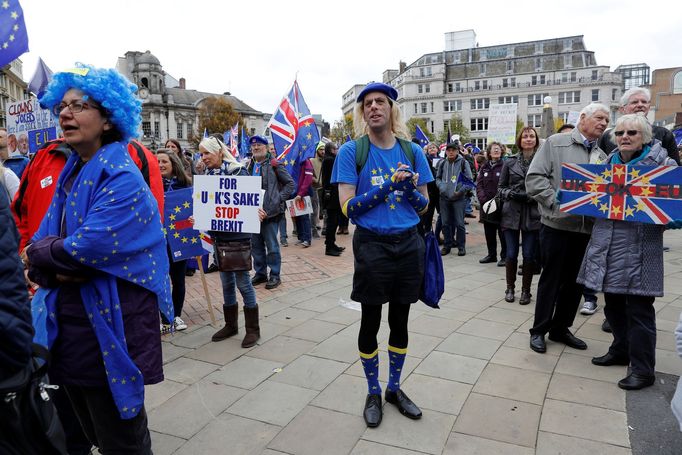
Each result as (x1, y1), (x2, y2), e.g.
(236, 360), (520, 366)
(620, 87), (650, 106)
(579, 103), (610, 119)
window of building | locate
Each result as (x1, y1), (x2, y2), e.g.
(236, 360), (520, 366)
(591, 89), (599, 102)
(535, 43), (543, 54)
(564, 54), (572, 68)
(414, 103), (418, 114)
(188, 122), (194, 137)
(142, 121), (151, 137)
(430, 102), (434, 112)
(154, 121), (160, 138)
(250, 128), (255, 136)
(528, 93), (548, 106)
(531, 75), (546, 85)
(502, 77), (516, 88)
(498, 96), (518, 104)
(527, 114), (542, 128)
(447, 83), (453, 93)
(470, 118), (489, 131)
(674, 71), (682, 94)
(559, 112), (570, 123)
(506, 60), (513, 73)
(563, 38), (572, 51)
(480, 63), (486, 75)
(421, 102), (428, 113)
(592, 70), (599, 81)
(176, 122), (184, 139)
(425, 84), (430, 93)
(473, 138), (487, 149)
(535, 58), (543, 71)
(612, 88), (618, 101)
(560, 72), (577, 83)
(418, 84), (423, 94)
(558, 91), (581, 104)
(443, 100), (462, 112)
(455, 82), (461, 92)
(473, 80), (489, 91)
(419, 66), (432, 77)
(471, 98), (490, 110)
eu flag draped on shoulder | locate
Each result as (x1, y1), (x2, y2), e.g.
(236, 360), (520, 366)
(266, 80), (320, 189)
(415, 125), (429, 149)
(0, 0), (29, 68)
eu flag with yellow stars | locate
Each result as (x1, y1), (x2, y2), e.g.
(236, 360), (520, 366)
(164, 188), (206, 261)
(0, 0), (28, 68)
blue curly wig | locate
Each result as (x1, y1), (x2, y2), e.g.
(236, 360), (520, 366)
(40, 63), (141, 142)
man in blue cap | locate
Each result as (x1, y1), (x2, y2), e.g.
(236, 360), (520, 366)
(247, 135), (294, 289)
(332, 82), (434, 427)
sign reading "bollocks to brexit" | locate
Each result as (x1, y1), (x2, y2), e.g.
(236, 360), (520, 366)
(192, 175), (264, 233)
(558, 163), (682, 225)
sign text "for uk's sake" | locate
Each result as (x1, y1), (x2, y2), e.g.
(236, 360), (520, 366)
(192, 175), (263, 233)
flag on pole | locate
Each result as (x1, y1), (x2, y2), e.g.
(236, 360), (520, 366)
(29, 57), (53, 100)
(415, 125), (429, 148)
(203, 128), (209, 139)
(0, 1), (29, 68)
(345, 134), (352, 143)
(164, 188), (208, 261)
(229, 123), (239, 158)
(266, 80), (320, 187)
(240, 126), (250, 160)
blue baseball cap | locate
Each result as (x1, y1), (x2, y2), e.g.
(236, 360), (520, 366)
(249, 135), (268, 146)
(356, 82), (398, 103)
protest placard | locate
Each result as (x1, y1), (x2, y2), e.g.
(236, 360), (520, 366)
(192, 175), (263, 232)
(487, 103), (518, 144)
(558, 163), (682, 225)
(5, 99), (58, 155)
(286, 196), (313, 217)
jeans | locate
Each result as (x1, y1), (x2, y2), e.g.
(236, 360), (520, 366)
(220, 270), (257, 308)
(278, 214), (288, 243)
(311, 188), (321, 228)
(504, 229), (538, 263)
(465, 195), (473, 215)
(440, 198), (466, 248)
(483, 222), (506, 259)
(252, 216), (282, 278)
(296, 209), (312, 242)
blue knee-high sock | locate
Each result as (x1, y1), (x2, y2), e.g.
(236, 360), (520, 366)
(387, 345), (407, 392)
(360, 349), (381, 395)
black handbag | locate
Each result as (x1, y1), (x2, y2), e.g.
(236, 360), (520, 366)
(215, 240), (252, 272)
(0, 344), (68, 455)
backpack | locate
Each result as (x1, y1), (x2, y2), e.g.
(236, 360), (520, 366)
(354, 135), (415, 174)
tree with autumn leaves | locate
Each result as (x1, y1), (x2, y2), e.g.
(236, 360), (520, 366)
(189, 96), (244, 147)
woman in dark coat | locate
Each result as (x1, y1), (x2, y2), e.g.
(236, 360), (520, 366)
(498, 127), (541, 305)
(321, 142), (345, 256)
(476, 141), (506, 266)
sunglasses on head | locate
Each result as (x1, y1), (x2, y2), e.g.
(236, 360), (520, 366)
(614, 130), (639, 137)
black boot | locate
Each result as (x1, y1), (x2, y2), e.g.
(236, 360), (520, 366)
(505, 259), (517, 302)
(242, 306), (261, 348)
(519, 262), (534, 305)
(212, 305), (238, 341)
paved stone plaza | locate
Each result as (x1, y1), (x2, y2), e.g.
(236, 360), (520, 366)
(147, 218), (682, 454)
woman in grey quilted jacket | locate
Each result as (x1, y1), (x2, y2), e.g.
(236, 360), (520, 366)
(577, 114), (677, 390)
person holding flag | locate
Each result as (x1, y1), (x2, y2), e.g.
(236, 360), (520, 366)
(436, 141), (474, 256)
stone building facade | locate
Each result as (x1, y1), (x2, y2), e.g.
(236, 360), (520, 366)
(0, 59), (28, 128)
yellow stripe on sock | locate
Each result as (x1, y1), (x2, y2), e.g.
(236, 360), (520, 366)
(342, 199), (350, 217)
(388, 345), (407, 355)
(359, 349), (379, 359)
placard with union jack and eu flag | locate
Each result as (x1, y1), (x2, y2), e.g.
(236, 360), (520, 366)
(164, 188), (208, 261)
(558, 163), (682, 225)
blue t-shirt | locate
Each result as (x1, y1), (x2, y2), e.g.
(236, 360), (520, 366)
(332, 139), (434, 234)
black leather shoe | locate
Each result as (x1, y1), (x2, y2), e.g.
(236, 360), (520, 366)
(251, 275), (267, 286)
(618, 373), (655, 390)
(332, 244), (346, 252)
(325, 248), (342, 257)
(592, 352), (629, 367)
(363, 394), (383, 427)
(601, 319), (612, 333)
(548, 331), (588, 350)
(441, 247), (451, 256)
(385, 389), (422, 419)
(479, 255), (496, 264)
(504, 288), (515, 303)
(457, 248), (466, 256)
(497, 258), (506, 267)
(265, 276), (281, 289)
(530, 334), (546, 353)
(518, 290), (531, 305)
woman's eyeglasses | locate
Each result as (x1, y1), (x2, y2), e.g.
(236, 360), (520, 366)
(52, 100), (95, 116)
(614, 130), (639, 137)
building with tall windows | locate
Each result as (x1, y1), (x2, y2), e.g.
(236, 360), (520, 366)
(116, 51), (269, 151)
(0, 59), (28, 128)
(344, 32), (624, 148)
(615, 63), (650, 90)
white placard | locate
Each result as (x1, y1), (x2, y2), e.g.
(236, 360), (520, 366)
(286, 195), (313, 217)
(192, 175), (263, 233)
(487, 103), (518, 145)
(567, 111), (581, 127)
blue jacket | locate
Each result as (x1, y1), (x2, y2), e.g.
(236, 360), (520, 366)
(2, 155), (30, 180)
(0, 183), (33, 381)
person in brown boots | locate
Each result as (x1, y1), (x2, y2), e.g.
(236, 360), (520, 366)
(497, 127), (541, 304)
(198, 136), (260, 348)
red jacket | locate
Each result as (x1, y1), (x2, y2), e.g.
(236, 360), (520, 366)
(12, 139), (164, 251)
(296, 159), (314, 197)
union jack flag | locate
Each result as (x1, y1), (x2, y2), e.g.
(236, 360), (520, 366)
(558, 163), (682, 225)
(266, 80), (319, 189)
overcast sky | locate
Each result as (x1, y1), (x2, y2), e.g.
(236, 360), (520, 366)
(19, 0), (679, 126)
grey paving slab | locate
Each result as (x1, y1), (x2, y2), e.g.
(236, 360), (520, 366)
(247, 335), (317, 364)
(443, 432), (535, 455)
(145, 380), (188, 411)
(503, 332), (565, 356)
(312, 373), (369, 416)
(204, 355), (283, 390)
(283, 318), (346, 342)
(168, 325), (216, 349)
(263, 306), (319, 327)
(148, 379), (246, 439)
(173, 413), (280, 455)
(447, 297), (495, 313)
(162, 357), (219, 385)
(361, 408), (456, 454)
(402, 332), (444, 358)
(554, 352), (628, 382)
(226, 380), (318, 426)
(426, 307), (478, 322)
(437, 332), (503, 360)
(270, 354), (349, 390)
(476, 306), (532, 326)
(456, 318), (517, 341)
(547, 373), (626, 411)
(490, 346), (560, 373)
(472, 363), (551, 405)
(535, 431), (631, 455)
(415, 351), (487, 384)
(294, 294), (346, 313)
(314, 305), (362, 325)
(655, 348), (682, 375)
(453, 393), (541, 448)
(351, 440), (424, 454)
(575, 320), (618, 342)
(161, 341), (191, 364)
(401, 373), (472, 415)
(253, 320), (292, 344)
(150, 431), (186, 455)
(408, 314), (460, 338)
(308, 332), (358, 363)
(268, 406), (366, 455)
(185, 336), (249, 365)
(276, 288), (319, 305)
(539, 399), (630, 447)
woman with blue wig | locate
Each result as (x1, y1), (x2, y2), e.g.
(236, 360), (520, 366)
(24, 64), (172, 454)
